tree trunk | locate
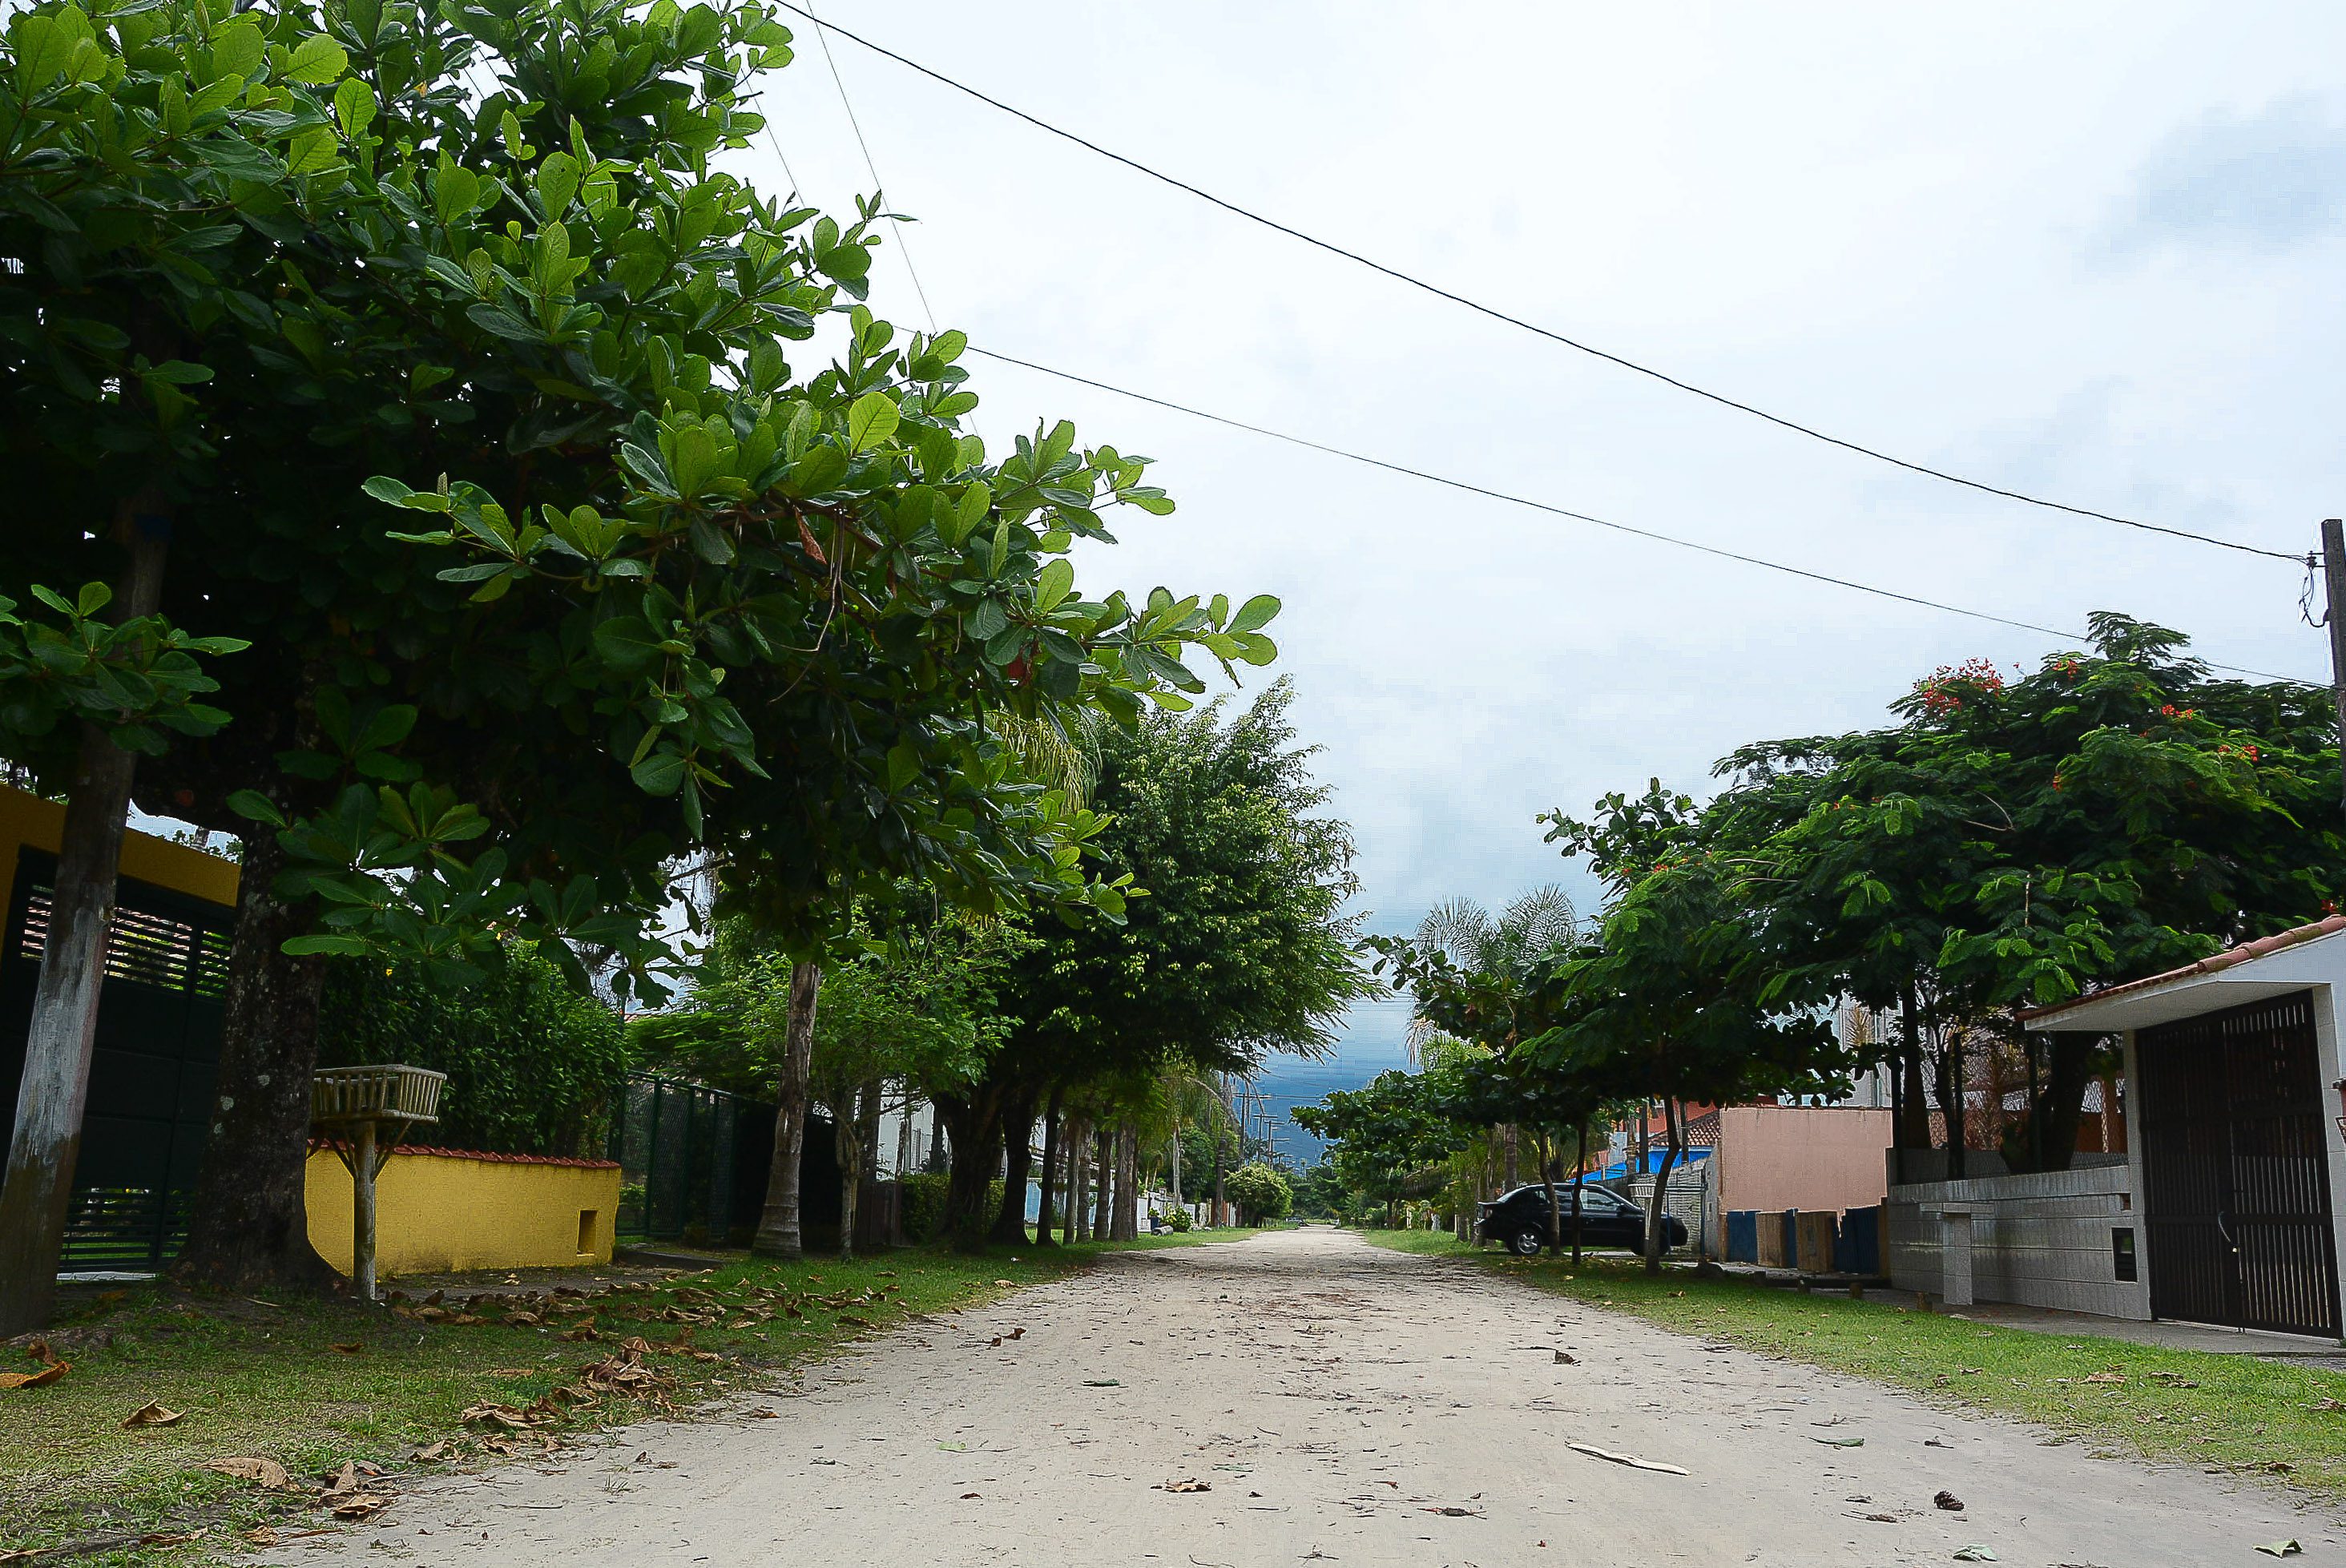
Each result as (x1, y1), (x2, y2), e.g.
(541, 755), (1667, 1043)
(894, 1094), (917, 1176)
(833, 1081), (866, 1260)
(937, 1086), (1003, 1252)
(1895, 984), (1930, 1159)
(1539, 1128), (1562, 1254)
(1502, 1123), (1518, 1187)
(1092, 1127), (1113, 1240)
(1066, 1115), (1089, 1242)
(1643, 1097), (1685, 1276)
(1571, 1120), (1589, 1266)
(0, 518), (169, 1333)
(1034, 1090), (1062, 1248)
(752, 961), (821, 1258)
(171, 827), (338, 1295)
(1114, 1126), (1140, 1239)
(1167, 1110), (1183, 1208)
(2031, 1034), (2100, 1173)
(1934, 1018), (1968, 1183)
(990, 1090), (1036, 1245)
(1209, 1115), (1227, 1228)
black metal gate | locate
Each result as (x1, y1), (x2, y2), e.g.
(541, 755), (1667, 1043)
(0, 848), (236, 1269)
(2137, 991), (2340, 1337)
(607, 1074), (770, 1244)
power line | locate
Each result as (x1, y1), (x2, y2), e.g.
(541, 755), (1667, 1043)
(769, 2), (2302, 567)
(800, 0), (939, 333)
(965, 344), (2319, 690)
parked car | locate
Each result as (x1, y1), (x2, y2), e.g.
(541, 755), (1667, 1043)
(1475, 1182), (1686, 1257)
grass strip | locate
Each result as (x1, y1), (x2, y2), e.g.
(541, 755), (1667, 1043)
(1360, 1227), (2346, 1499)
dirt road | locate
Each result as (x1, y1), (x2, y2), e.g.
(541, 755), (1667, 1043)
(268, 1228), (2339, 1565)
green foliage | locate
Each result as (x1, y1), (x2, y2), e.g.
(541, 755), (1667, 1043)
(1002, 679), (1371, 1091)
(2, 0), (1278, 1005)
(1159, 1205), (1192, 1231)
(1222, 1160), (1292, 1224)
(631, 905), (1023, 1107)
(1293, 1070), (1457, 1214)
(0, 584), (246, 769)
(315, 945), (627, 1157)
(897, 1171), (949, 1243)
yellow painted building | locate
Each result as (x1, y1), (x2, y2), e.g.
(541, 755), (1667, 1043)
(304, 1145), (619, 1276)
(0, 783), (242, 909)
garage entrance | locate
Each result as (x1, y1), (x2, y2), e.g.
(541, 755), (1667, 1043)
(2136, 990), (2340, 1337)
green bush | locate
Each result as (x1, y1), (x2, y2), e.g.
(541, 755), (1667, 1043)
(1163, 1207), (1192, 1231)
(316, 943), (628, 1158)
(1225, 1161), (1294, 1224)
(899, 1171), (949, 1243)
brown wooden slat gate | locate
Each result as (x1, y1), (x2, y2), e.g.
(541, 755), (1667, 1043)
(2137, 991), (2340, 1337)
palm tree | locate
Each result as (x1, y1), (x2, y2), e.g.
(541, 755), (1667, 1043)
(1404, 885), (1579, 1062)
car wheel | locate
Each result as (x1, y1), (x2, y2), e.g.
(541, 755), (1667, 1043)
(1508, 1224), (1545, 1257)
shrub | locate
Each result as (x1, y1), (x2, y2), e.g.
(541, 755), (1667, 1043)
(1224, 1161), (1293, 1224)
(316, 943), (629, 1158)
(1163, 1207), (1192, 1231)
(899, 1171), (949, 1243)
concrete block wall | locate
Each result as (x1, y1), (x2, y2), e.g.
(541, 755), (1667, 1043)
(1885, 1164), (2149, 1320)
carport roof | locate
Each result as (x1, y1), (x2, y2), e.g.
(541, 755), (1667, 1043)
(2022, 914), (2346, 1033)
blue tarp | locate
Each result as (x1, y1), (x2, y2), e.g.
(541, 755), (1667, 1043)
(1590, 1146), (1712, 1183)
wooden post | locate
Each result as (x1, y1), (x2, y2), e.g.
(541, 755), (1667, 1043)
(2322, 520), (2346, 808)
(349, 1119), (379, 1303)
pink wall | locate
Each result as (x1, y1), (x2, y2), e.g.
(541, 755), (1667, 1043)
(1717, 1106), (1893, 1215)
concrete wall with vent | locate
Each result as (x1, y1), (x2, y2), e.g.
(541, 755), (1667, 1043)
(1885, 1164), (2150, 1319)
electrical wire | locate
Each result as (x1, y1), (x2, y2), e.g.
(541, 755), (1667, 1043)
(769, 1), (2303, 566)
(801, 0), (939, 333)
(965, 345), (2321, 690)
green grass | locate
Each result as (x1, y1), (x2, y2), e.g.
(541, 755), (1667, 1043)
(1358, 1227), (2346, 1497)
(0, 1227), (1261, 1562)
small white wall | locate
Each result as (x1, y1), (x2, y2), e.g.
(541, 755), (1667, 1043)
(1886, 1165), (2148, 1320)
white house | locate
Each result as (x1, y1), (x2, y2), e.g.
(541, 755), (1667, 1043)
(2023, 914), (2346, 1340)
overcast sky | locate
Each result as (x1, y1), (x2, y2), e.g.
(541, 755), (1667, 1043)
(748, 2), (2346, 1149)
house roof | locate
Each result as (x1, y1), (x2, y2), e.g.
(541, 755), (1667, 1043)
(2022, 914), (2346, 1032)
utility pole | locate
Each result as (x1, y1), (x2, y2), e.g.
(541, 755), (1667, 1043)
(2324, 519), (2346, 809)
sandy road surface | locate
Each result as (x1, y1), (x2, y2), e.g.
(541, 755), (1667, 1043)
(263, 1228), (2340, 1566)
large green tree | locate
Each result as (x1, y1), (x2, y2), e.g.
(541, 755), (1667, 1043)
(0, 0), (1272, 1310)
(1706, 615), (2345, 1172)
(950, 679), (1370, 1248)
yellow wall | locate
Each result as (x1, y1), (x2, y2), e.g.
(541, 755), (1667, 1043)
(305, 1147), (621, 1276)
(0, 783), (240, 909)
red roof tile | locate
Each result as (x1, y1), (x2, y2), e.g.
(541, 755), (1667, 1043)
(2020, 913), (2346, 1022)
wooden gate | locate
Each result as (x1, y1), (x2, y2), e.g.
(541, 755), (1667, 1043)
(2137, 991), (2340, 1337)
(0, 849), (234, 1268)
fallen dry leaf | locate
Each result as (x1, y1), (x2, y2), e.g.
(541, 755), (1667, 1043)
(992, 1279), (1013, 1287)
(1163, 1478), (1211, 1493)
(412, 1441), (451, 1462)
(122, 1400), (185, 1429)
(329, 1341), (365, 1355)
(0, 1360), (70, 1389)
(207, 1456), (295, 1490)
(137, 1532), (199, 1547)
(330, 1493), (393, 1520)
(243, 1526), (280, 1546)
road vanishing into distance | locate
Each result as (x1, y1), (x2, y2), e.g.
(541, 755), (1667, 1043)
(260, 1229), (2335, 1566)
